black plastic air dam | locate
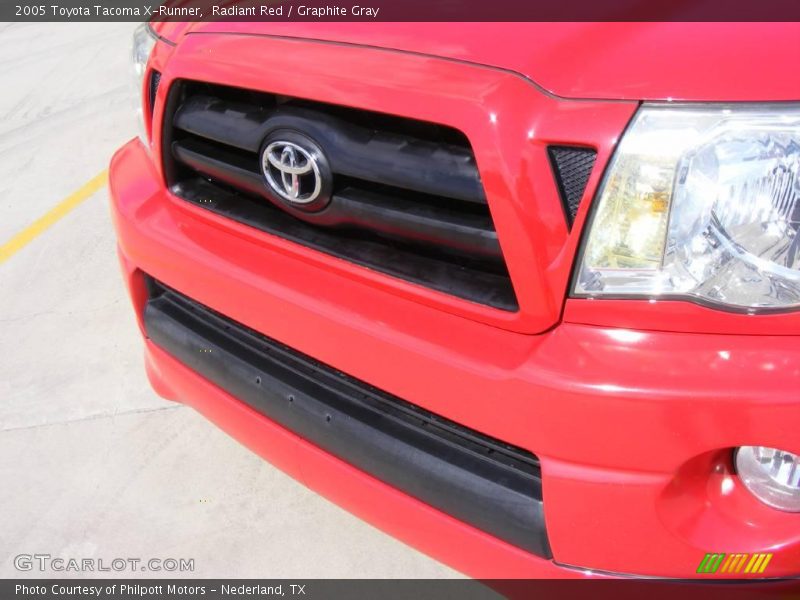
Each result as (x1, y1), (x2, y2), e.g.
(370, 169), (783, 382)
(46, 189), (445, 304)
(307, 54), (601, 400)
(143, 277), (551, 558)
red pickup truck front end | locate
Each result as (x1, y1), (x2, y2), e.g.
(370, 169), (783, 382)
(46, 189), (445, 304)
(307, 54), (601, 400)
(109, 23), (800, 578)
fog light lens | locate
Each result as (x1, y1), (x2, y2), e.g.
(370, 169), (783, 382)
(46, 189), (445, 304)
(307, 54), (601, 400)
(736, 446), (800, 512)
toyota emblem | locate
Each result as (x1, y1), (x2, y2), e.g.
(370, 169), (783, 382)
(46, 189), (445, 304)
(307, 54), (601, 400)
(261, 140), (323, 205)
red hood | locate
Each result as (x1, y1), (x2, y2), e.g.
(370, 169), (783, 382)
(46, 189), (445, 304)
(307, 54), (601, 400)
(156, 22), (800, 102)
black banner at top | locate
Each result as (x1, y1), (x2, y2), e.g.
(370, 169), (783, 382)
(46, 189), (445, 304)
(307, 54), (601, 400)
(6, 0), (800, 21)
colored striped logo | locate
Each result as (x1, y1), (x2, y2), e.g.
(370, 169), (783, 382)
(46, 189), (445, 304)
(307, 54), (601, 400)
(697, 552), (772, 574)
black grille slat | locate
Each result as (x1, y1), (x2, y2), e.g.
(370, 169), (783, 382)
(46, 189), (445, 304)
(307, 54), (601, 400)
(173, 138), (264, 196)
(548, 146), (597, 228)
(163, 80), (518, 311)
(333, 187), (501, 259)
(144, 277), (549, 557)
(172, 94), (272, 153)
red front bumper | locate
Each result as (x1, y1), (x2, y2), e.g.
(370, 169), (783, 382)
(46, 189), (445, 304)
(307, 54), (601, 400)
(110, 133), (800, 578)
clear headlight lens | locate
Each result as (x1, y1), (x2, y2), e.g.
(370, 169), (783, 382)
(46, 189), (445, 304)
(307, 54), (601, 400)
(131, 23), (157, 146)
(575, 105), (800, 311)
(736, 446), (800, 512)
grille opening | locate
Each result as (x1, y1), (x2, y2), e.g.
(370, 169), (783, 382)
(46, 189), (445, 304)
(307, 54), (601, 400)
(162, 80), (518, 311)
(172, 175), (516, 308)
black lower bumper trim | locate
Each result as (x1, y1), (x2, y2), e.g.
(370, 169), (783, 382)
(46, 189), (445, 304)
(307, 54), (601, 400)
(143, 276), (550, 558)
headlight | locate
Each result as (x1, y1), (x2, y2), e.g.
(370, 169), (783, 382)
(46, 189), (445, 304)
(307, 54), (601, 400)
(131, 23), (157, 146)
(736, 446), (800, 512)
(574, 104), (800, 311)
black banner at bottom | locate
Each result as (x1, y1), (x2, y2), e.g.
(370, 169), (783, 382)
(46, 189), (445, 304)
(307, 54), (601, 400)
(5, 579), (800, 600)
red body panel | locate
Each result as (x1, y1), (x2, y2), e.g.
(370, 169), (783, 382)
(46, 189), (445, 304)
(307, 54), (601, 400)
(112, 25), (800, 578)
(161, 22), (800, 102)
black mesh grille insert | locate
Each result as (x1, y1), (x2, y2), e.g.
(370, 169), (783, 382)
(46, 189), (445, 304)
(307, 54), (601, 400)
(148, 70), (161, 117)
(548, 146), (597, 228)
(162, 80), (518, 311)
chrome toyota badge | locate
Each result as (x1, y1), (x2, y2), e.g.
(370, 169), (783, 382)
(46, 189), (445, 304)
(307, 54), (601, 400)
(262, 140), (322, 205)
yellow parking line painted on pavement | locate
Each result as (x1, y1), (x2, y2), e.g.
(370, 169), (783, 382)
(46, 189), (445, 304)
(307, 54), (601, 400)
(0, 170), (108, 265)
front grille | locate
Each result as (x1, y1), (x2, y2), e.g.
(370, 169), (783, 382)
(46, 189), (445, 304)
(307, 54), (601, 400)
(162, 81), (517, 311)
(144, 275), (549, 557)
